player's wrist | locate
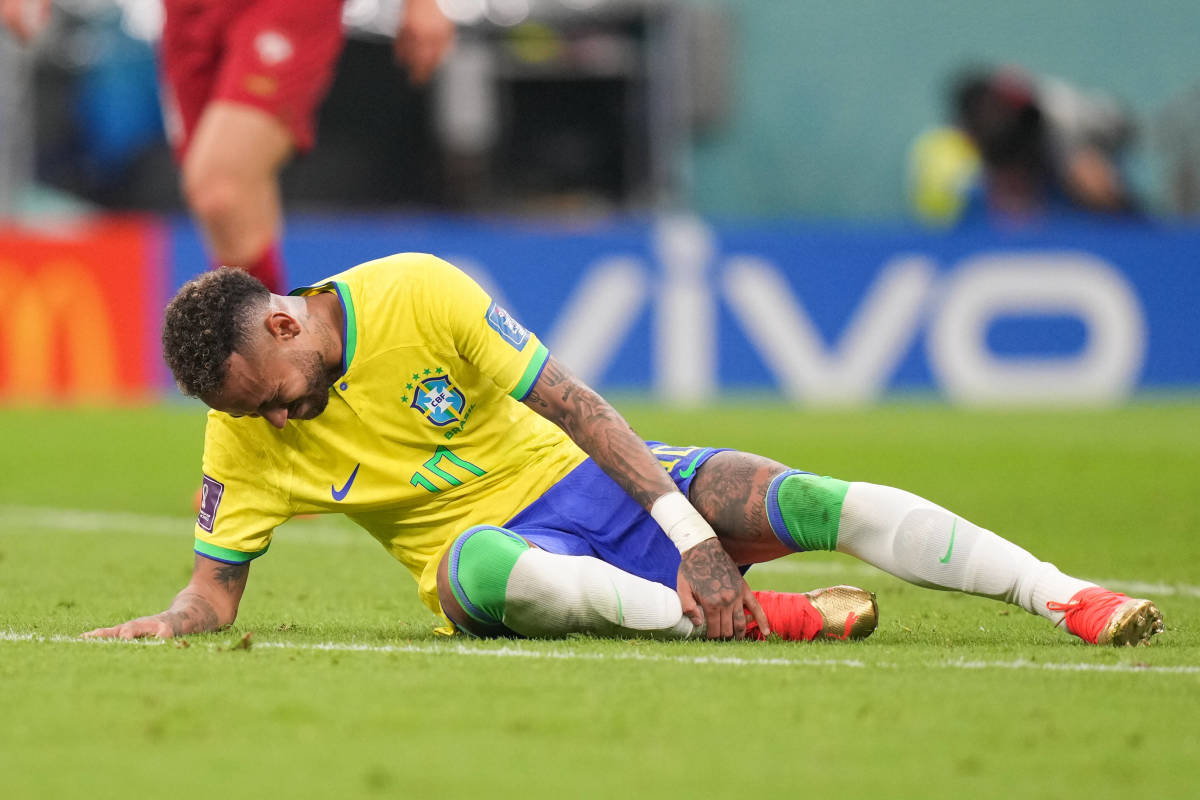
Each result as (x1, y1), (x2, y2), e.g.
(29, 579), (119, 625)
(650, 492), (717, 554)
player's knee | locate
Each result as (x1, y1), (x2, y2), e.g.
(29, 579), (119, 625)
(180, 163), (252, 238)
(182, 161), (227, 216)
(437, 526), (530, 636)
(766, 470), (850, 552)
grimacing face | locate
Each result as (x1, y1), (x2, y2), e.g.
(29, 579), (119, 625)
(204, 346), (334, 429)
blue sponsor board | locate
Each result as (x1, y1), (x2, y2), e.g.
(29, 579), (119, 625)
(168, 215), (1200, 403)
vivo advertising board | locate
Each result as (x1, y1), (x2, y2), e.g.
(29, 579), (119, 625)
(167, 216), (1199, 405)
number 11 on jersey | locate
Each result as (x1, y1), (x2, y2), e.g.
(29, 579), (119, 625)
(410, 445), (486, 492)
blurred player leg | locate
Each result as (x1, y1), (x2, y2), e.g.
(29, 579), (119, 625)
(180, 101), (291, 292)
(160, 0), (345, 293)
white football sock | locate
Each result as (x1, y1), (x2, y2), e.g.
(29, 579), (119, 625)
(835, 482), (1096, 623)
(502, 548), (696, 638)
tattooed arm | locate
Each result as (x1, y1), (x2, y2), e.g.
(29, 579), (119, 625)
(83, 554), (249, 639)
(523, 355), (768, 639)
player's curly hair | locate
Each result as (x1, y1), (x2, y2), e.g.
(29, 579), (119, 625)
(162, 268), (271, 398)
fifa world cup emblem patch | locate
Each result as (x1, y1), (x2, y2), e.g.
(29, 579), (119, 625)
(409, 371), (466, 426)
(197, 474), (225, 532)
(486, 302), (531, 350)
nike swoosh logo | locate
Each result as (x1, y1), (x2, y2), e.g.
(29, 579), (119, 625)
(609, 579), (624, 626)
(939, 518), (957, 564)
(677, 448), (712, 479)
(331, 463), (360, 501)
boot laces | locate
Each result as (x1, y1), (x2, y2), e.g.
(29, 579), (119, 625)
(1047, 588), (1128, 643)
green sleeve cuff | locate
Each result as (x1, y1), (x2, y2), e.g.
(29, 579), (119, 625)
(194, 538), (270, 564)
(509, 342), (549, 401)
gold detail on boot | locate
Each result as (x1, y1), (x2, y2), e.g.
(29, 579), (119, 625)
(806, 585), (879, 640)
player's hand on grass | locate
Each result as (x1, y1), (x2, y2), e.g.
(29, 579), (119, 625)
(677, 538), (770, 640)
(82, 559), (245, 640)
(82, 616), (175, 640)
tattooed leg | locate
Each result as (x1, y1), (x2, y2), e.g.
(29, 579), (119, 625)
(687, 451), (795, 565)
(692, 452), (1122, 637)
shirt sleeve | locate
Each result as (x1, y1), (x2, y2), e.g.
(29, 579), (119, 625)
(193, 413), (291, 564)
(422, 257), (550, 400)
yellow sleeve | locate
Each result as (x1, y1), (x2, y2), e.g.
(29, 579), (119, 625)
(193, 413), (291, 563)
(420, 257), (550, 400)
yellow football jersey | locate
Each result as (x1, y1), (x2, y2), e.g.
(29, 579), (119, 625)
(193, 253), (588, 613)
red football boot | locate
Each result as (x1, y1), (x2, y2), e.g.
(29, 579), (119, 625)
(745, 585), (878, 642)
(1047, 587), (1164, 646)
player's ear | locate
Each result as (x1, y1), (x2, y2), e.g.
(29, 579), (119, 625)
(264, 310), (303, 341)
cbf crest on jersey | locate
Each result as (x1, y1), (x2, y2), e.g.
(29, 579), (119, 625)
(486, 302), (531, 350)
(409, 371), (466, 426)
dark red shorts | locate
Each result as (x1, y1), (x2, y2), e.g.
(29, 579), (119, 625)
(159, 0), (345, 158)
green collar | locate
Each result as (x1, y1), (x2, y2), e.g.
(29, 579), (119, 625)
(291, 280), (357, 375)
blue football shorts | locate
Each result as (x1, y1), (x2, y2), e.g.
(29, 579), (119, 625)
(502, 442), (728, 589)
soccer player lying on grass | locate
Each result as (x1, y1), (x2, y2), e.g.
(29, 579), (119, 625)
(85, 257), (1164, 646)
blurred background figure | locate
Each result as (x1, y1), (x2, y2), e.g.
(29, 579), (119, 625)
(0, 0), (719, 219)
(1154, 82), (1200, 217)
(10, 3), (1200, 229)
(1, 0), (455, 291)
(5, 0), (1200, 409)
(909, 65), (1138, 227)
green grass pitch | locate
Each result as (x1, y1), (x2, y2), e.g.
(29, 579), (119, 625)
(1, 401), (1198, 799)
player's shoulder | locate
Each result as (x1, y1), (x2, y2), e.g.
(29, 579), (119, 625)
(203, 407), (275, 443)
(201, 408), (284, 473)
(348, 252), (459, 281)
(306, 253), (466, 298)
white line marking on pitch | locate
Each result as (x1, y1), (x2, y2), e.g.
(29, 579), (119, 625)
(1, 631), (1196, 675)
(0, 504), (360, 545)
(4, 504), (1200, 599)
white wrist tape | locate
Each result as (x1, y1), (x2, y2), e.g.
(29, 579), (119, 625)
(650, 492), (717, 554)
